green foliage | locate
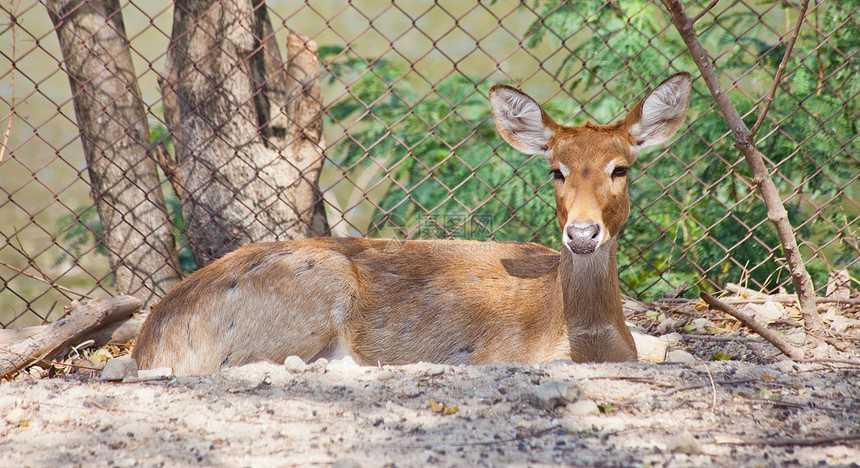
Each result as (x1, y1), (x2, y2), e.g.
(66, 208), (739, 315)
(521, 0), (859, 297)
(322, 47), (565, 247)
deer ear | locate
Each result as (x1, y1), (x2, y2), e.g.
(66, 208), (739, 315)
(489, 84), (558, 161)
(625, 72), (692, 150)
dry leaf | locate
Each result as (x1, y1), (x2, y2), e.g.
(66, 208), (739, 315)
(428, 399), (457, 415)
(428, 399), (444, 413)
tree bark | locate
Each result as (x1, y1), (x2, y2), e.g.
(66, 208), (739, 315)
(45, 0), (181, 303)
(161, 0), (329, 267)
(660, 0), (824, 349)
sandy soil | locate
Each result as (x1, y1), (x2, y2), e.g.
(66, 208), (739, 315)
(1, 355), (859, 467)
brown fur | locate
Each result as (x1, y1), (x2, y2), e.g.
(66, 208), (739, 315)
(134, 74), (691, 375)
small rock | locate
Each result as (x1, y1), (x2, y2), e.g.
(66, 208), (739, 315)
(309, 358), (328, 373)
(565, 398), (599, 416)
(666, 430), (703, 454)
(666, 350), (697, 364)
(328, 356), (362, 379)
(4, 407), (27, 426)
(743, 302), (783, 324)
(331, 457), (362, 468)
(376, 370), (396, 381)
(690, 318), (716, 334)
(283, 355), (307, 373)
(101, 358), (138, 381)
(630, 328), (667, 363)
(656, 317), (682, 334)
(662, 332), (683, 345)
(527, 381), (582, 410)
(134, 367), (172, 381)
(425, 364), (446, 376)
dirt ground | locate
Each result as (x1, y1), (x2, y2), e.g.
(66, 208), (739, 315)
(2, 296), (859, 467)
(1, 352), (860, 467)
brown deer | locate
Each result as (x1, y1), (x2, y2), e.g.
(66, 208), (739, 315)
(134, 73), (692, 375)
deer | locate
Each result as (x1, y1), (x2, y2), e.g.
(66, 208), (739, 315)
(133, 72), (692, 376)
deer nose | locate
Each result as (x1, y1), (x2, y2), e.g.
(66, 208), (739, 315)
(565, 223), (601, 254)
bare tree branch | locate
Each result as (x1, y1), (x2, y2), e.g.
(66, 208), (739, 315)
(661, 0), (824, 350)
(749, 0), (811, 140)
(691, 0), (719, 25)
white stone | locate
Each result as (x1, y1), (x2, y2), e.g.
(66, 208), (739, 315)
(134, 367), (172, 381)
(666, 430), (703, 454)
(565, 398), (599, 416)
(743, 302), (784, 324)
(631, 328), (668, 363)
(666, 350), (697, 364)
(283, 355), (307, 373)
(527, 381), (582, 410)
(101, 358), (138, 381)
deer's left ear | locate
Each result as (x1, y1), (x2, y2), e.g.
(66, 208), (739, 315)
(624, 72), (692, 150)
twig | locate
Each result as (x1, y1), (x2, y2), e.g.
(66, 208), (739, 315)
(718, 433), (860, 447)
(700, 292), (803, 360)
(0, 6), (16, 164)
(725, 283), (860, 305)
(153, 141), (183, 199)
(684, 334), (764, 342)
(704, 366), (717, 408)
(748, 0), (811, 140)
(661, 0), (823, 348)
(691, 0), (719, 24)
(0, 260), (94, 299)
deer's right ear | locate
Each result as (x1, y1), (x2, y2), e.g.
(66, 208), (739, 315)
(490, 84), (558, 162)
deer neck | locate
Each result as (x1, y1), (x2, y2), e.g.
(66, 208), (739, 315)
(558, 238), (635, 361)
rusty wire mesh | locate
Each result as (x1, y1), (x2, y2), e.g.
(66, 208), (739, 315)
(0, 0), (857, 327)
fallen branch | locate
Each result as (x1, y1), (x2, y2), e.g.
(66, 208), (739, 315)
(0, 310), (149, 347)
(725, 283), (860, 305)
(718, 433), (860, 447)
(700, 292), (802, 360)
(0, 296), (142, 378)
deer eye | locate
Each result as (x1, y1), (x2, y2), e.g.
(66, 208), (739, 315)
(611, 166), (629, 179)
(549, 169), (565, 181)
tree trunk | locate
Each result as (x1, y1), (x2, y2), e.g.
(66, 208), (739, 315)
(161, 0), (329, 267)
(45, 0), (181, 304)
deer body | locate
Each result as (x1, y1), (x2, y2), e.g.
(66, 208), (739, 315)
(134, 73), (692, 375)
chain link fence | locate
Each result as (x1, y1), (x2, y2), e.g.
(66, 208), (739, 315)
(1, 0), (857, 327)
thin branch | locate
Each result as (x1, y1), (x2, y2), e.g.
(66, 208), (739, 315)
(661, 0), (823, 349)
(0, 260), (95, 299)
(749, 0), (811, 140)
(701, 292), (803, 360)
(0, 7), (17, 164)
(691, 0), (719, 24)
(718, 434), (860, 447)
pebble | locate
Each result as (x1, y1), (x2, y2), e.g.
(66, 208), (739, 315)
(135, 367), (173, 381)
(4, 406), (27, 426)
(743, 302), (783, 324)
(565, 398), (599, 416)
(332, 457), (362, 468)
(630, 328), (668, 363)
(101, 358), (138, 381)
(376, 370), (396, 381)
(666, 429), (703, 454)
(690, 318), (716, 334)
(666, 350), (698, 364)
(283, 355), (307, 373)
(526, 381), (582, 410)
(309, 358), (328, 373)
